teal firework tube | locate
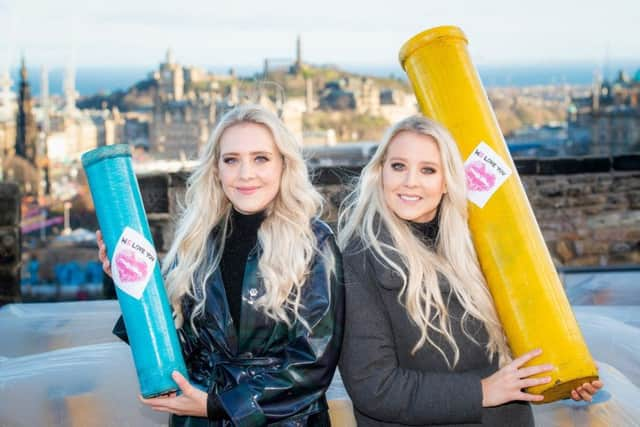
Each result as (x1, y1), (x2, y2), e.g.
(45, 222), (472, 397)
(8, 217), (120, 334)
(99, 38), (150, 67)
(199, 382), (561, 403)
(81, 144), (188, 398)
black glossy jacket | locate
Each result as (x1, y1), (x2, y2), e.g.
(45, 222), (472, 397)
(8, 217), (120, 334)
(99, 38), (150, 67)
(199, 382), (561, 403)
(115, 220), (344, 427)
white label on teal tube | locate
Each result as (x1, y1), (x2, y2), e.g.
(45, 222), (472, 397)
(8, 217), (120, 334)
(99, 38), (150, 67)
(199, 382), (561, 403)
(111, 227), (157, 299)
(464, 142), (512, 208)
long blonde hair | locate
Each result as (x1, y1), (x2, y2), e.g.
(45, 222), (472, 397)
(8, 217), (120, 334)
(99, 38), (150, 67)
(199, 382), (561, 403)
(339, 115), (509, 367)
(163, 104), (323, 330)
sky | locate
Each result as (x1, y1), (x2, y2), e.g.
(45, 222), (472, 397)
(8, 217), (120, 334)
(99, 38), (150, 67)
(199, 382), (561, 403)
(0, 0), (638, 72)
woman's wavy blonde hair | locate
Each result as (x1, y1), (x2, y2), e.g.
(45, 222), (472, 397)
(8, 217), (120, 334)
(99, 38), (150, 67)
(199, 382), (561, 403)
(338, 115), (510, 368)
(163, 104), (323, 331)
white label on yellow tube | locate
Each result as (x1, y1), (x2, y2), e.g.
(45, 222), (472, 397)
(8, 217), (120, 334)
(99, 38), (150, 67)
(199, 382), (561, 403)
(464, 142), (512, 208)
(111, 226), (157, 299)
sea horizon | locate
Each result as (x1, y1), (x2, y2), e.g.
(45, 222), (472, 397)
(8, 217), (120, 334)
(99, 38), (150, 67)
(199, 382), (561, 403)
(7, 60), (640, 97)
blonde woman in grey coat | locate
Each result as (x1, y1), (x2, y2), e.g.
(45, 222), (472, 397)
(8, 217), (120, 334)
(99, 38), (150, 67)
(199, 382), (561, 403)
(337, 116), (602, 426)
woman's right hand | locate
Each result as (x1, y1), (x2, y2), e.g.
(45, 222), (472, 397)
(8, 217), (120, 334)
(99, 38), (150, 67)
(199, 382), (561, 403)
(96, 230), (112, 278)
(481, 348), (553, 407)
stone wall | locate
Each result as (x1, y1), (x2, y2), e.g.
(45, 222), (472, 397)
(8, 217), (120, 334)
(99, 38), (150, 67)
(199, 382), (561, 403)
(523, 172), (640, 266)
(137, 155), (640, 267)
(0, 182), (21, 304)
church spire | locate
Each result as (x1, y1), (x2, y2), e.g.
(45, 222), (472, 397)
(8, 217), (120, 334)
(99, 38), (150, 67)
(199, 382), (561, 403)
(15, 55), (37, 165)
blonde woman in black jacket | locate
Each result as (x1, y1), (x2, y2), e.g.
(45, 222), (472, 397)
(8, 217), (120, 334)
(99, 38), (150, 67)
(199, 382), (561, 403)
(337, 116), (602, 426)
(98, 104), (344, 427)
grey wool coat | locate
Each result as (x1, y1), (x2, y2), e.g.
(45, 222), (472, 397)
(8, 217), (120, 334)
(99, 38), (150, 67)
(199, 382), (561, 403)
(338, 229), (534, 427)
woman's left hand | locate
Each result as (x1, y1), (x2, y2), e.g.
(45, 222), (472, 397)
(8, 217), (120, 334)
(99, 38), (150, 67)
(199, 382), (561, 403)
(140, 371), (208, 417)
(570, 379), (604, 402)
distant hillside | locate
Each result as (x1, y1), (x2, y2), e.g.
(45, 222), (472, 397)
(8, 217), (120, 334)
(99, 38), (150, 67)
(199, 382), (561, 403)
(258, 64), (411, 99)
(77, 78), (156, 111)
(76, 63), (409, 111)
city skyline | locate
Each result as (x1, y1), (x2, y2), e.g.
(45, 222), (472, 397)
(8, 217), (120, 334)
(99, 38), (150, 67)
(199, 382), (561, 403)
(1, 0), (639, 71)
(5, 60), (639, 98)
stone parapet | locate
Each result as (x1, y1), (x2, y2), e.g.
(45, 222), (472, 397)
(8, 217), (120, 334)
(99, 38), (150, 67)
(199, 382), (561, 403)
(137, 155), (640, 267)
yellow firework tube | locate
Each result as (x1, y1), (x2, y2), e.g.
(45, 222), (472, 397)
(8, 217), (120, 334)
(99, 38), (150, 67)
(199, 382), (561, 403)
(399, 26), (598, 403)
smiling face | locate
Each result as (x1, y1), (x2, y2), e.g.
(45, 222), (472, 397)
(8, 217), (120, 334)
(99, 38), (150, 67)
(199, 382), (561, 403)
(217, 122), (284, 215)
(381, 131), (447, 223)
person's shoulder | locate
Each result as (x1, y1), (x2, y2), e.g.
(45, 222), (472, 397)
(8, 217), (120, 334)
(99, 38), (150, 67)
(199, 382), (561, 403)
(342, 234), (370, 259)
(340, 236), (375, 280)
(341, 217), (391, 258)
(342, 233), (405, 291)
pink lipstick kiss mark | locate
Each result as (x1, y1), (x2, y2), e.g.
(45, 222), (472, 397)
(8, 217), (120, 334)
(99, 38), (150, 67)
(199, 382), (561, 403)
(115, 249), (148, 283)
(466, 161), (496, 192)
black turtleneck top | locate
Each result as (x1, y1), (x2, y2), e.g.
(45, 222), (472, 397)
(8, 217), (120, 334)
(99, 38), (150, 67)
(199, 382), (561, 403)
(208, 208), (265, 419)
(220, 208), (265, 330)
(408, 212), (439, 248)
